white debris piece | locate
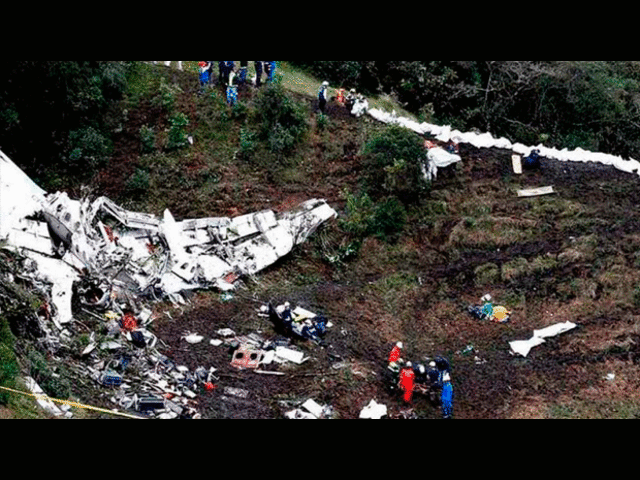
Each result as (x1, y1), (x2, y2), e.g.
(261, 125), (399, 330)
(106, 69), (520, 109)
(512, 154), (523, 174)
(517, 186), (555, 197)
(510, 321), (577, 357)
(533, 322), (577, 339)
(301, 399), (325, 418)
(24, 376), (64, 417)
(359, 399), (388, 419)
(292, 306), (316, 321)
(216, 328), (236, 337)
(286, 398), (331, 419)
(182, 333), (204, 344)
(423, 147), (462, 181)
(274, 346), (305, 364)
(223, 386), (249, 398)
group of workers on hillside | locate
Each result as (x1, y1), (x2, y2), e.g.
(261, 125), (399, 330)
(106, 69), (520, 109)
(389, 341), (454, 419)
(197, 61), (278, 105)
(318, 81), (368, 117)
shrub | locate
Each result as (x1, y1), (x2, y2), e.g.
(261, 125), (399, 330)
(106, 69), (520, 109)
(254, 83), (308, 156)
(339, 189), (407, 243)
(238, 128), (258, 159)
(0, 318), (18, 405)
(67, 126), (112, 171)
(126, 167), (150, 196)
(139, 125), (156, 153)
(362, 124), (430, 203)
(152, 77), (183, 111)
(166, 112), (190, 150)
(370, 196), (407, 242)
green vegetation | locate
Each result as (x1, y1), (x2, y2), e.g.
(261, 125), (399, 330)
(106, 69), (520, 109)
(290, 61), (640, 160)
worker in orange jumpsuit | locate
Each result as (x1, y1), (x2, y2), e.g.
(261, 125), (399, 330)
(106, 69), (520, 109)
(399, 361), (415, 403)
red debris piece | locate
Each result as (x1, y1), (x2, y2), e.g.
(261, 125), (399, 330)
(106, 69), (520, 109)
(204, 382), (216, 392)
(104, 225), (119, 243)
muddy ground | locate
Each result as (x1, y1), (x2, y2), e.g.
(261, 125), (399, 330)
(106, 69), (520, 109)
(83, 75), (640, 419)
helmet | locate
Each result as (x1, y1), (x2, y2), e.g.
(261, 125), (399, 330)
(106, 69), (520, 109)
(322, 81), (329, 86)
(406, 361), (412, 367)
(442, 372), (451, 382)
(396, 341), (403, 349)
(429, 361), (436, 368)
(284, 301), (290, 308)
(419, 365), (425, 374)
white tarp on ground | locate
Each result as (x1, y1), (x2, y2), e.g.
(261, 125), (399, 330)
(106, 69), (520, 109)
(359, 399), (388, 419)
(509, 321), (577, 357)
(367, 108), (640, 178)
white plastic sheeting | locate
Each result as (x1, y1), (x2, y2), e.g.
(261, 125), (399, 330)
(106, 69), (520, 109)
(424, 147), (462, 181)
(367, 107), (640, 178)
(359, 399), (388, 419)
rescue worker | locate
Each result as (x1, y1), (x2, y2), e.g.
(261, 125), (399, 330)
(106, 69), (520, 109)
(238, 61), (248, 85)
(254, 61), (263, 87)
(318, 81), (329, 113)
(226, 71), (237, 106)
(223, 61), (234, 86)
(265, 61), (276, 83)
(345, 88), (356, 113)
(481, 294), (493, 320)
(388, 341), (403, 371)
(281, 302), (293, 337)
(399, 361), (415, 403)
(414, 363), (428, 385)
(523, 149), (541, 170)
(198, 61), (211, 92)
(441, 372), (453, 418)
(218, 61), (225, 84)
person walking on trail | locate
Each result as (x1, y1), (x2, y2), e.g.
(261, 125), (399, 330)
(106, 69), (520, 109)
(399, 361), (415, 403)
(318, 81), (329, 113)
(254, 61), (263, 87)
(388, 341), (403, 371)
(441, 372), (453, 419)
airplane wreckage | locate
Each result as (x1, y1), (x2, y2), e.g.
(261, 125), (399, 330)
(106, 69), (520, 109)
(0, 149), (337, 331)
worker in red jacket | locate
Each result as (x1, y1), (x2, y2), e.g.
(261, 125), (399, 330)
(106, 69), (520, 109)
(399, 361), (415, 403)
(388, 341), (403, 372)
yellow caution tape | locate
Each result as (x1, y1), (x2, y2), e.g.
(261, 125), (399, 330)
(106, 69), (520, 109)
(0, 385), (145, 419)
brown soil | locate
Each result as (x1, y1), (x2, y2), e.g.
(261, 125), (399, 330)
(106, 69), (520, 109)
(91, 76), (640, 419)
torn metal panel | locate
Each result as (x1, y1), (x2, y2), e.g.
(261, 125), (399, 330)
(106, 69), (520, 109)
(230, 344), (264, 370)
(8, 219), (55, 256)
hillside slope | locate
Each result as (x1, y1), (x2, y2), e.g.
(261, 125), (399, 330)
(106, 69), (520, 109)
(3, 61), (640, 419)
